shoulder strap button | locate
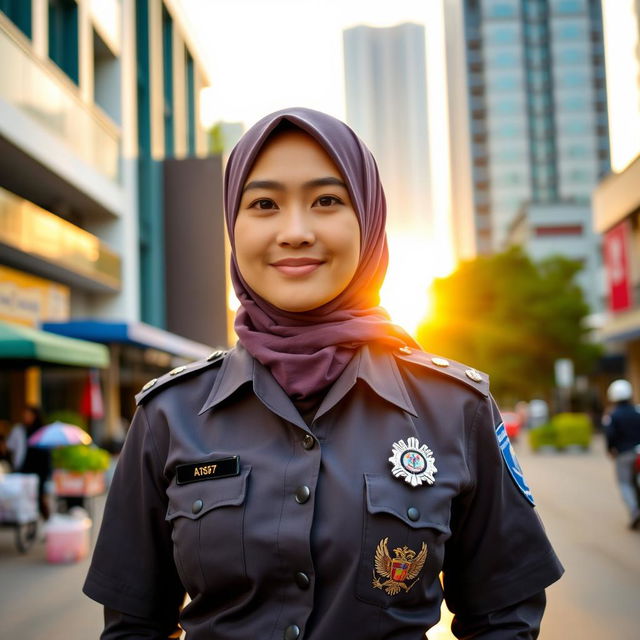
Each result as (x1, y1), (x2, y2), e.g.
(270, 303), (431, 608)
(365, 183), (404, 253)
(141, 377), (158, 392)
(431, 357), (450, 367)
(465, 368), (482, 383)
(169, 365), (187, 376)
(398, 346), (412, 355)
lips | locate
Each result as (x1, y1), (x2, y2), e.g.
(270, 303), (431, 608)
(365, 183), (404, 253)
(271, 257), (324, 277)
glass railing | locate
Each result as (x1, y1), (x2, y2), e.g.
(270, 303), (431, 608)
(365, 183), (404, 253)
(0, 22), (120, 181)
(0, 187), (121, 290)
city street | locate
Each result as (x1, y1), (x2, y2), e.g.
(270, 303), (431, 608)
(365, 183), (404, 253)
(0, 433), (638, 639)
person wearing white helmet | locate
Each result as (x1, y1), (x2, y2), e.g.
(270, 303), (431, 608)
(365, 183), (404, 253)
(603, 379), (640, 529)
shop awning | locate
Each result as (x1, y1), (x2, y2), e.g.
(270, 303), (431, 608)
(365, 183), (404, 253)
(0, 321), (109, 368)
(42, 320), (214, 361)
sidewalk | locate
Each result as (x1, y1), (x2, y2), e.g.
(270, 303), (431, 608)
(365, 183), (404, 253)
(0, 496), (104, 639)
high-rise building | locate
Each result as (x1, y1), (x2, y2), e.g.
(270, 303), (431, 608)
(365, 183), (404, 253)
(445, 0), (610, 255)
(343, 23), (432, 239)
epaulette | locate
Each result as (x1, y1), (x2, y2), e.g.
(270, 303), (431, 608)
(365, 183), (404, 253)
(393, 345), (489, 398)
(135, 350), (227, 405)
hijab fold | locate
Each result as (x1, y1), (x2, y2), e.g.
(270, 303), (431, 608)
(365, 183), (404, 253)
(225, 108), (418, 399)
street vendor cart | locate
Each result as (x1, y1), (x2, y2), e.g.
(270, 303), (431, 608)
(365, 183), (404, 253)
(0, 472), (39, 552)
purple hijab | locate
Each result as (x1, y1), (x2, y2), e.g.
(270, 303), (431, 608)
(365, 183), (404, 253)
(224, 107), (418, 399)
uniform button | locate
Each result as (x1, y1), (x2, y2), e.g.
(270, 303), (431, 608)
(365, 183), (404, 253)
(192, 499), (203, 514)
(295, 486), (311, 504)
(302, 434), (315, 450)
(294, 571), (310, 590)
(407, 507), (420, 521)
(284, 625), (300, 640)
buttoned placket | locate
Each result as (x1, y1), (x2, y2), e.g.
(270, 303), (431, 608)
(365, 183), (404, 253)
(197, 345), (418, 639)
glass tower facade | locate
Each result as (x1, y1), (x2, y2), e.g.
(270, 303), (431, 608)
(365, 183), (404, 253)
(463, 0), (609, 253)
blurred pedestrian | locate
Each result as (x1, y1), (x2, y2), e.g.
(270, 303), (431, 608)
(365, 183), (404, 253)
(603, 379), (640, 529)
(11, 406), (51, 520)
(84, 108), (563, 639)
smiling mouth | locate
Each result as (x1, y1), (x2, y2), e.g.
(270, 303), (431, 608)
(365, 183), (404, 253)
(271, 258), (324, 277)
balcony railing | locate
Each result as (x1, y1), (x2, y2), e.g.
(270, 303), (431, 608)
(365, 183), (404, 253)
(0, 187), (121, 291)
(0, 19), (120, 181)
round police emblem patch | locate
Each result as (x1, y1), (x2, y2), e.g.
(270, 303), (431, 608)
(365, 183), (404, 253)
(389, 437), (437, 487)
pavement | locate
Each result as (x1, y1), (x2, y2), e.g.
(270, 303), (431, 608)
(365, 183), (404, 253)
(0, 433), (638, 639)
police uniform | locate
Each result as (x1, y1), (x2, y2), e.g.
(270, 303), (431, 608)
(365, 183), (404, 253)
(84, 343), (563, 638)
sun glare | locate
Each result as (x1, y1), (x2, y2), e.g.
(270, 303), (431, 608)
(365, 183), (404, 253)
(380, 234), (452, 337)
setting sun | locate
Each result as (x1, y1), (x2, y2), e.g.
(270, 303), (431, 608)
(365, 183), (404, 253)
(380, 233), (453, 337)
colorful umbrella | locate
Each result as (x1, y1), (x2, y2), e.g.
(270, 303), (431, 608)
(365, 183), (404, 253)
(27, 421), (92, 448)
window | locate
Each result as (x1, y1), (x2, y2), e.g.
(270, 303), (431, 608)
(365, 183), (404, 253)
(490, 74), (519, 90)
(48, 0), (79, 84)
(1, 0), (32, 38)
(162, 6), (174, 157)
(485, 3), (517, 18)
(556, 48), (584, 64)
(93, 28), (121, 123)
(186, 50), (196, 155)
(490, 50), (519, 67)
(488, 26), (518, 44)
(551, 0), (585, 15)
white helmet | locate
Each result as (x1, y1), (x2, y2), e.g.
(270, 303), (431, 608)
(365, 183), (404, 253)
(607, 379), (633, 402)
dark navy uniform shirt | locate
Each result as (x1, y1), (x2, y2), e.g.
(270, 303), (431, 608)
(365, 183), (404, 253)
(84, 344), (563, 639)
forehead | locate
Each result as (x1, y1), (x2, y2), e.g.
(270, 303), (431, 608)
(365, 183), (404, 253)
(246, 129), (343, 180)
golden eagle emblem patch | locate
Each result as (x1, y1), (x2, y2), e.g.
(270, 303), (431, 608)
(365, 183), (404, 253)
(372, 537), (428, 595)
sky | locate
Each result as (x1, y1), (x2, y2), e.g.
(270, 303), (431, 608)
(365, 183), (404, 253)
(179, 0), (435, 128)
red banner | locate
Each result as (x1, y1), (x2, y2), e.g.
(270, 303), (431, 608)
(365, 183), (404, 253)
(604, 221), (632, 312)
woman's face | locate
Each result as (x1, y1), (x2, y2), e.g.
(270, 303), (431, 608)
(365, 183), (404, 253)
(235, 130), (361, 312)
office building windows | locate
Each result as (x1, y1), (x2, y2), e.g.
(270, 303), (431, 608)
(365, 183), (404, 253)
(48, 0), (79, 84)
(162, 5), (174, 157)
(1, 0), (31, 38)
(186, 50), (196, 155)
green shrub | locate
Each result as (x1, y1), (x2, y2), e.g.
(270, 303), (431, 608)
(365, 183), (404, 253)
(52, 445), (110, 472)
(553, 412), (592, 450)
(528, 422), (556, 451)
(528, 412), (592, 451)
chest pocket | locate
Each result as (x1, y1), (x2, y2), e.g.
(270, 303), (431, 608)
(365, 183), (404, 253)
(356, 473), (451, 608)
(166, 465), (251, 597)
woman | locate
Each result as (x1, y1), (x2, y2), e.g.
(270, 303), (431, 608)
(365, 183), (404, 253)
(84, 108), (563, 639)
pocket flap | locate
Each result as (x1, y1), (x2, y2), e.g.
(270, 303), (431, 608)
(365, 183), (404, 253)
(166, 465), (251, 521)
(364, 473), (450, 533)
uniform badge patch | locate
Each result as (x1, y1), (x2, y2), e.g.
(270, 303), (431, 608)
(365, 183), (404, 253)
(495, 422), (535, 505)
(372, 537), (428, 595)
(389, 437), (437, 487)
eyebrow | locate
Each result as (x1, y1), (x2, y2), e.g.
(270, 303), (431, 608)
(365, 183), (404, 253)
(242, 176), (348, 193)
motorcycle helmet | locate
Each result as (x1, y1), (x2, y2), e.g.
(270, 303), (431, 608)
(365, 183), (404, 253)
(607, 379), (633, 402)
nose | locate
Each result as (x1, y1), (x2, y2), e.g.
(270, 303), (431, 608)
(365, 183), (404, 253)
(276, 208), (315, 247)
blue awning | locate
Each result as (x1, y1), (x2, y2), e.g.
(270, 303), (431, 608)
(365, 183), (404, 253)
(42, 320), (215, 361)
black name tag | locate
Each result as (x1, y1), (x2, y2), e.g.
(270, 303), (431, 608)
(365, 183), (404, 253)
(176, 456), (240, 485)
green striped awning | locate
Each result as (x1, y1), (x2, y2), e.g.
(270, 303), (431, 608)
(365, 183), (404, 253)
(0, 321), (109, 368)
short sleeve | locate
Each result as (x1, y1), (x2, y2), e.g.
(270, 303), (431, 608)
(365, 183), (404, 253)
(442, 395), (564, 616)
(83, 406), (185, 618)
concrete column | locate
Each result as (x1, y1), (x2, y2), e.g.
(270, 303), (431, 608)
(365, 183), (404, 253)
(31, 0), (48, 59)
(78, 0), (94, 104)
(104, 343), (121, 438)
(172, 27), (187, 159)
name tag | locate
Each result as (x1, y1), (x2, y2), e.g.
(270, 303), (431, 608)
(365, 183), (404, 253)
(176, 456), (240, 485)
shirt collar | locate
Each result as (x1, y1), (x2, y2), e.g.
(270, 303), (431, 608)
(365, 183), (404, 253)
(199, 342), (417, 422)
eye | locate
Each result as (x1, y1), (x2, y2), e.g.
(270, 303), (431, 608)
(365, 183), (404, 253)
(249, 198), (277, 210)
(315, 195), (343, 207)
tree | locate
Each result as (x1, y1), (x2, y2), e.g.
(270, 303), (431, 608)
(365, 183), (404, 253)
(416, 247), (600, 405)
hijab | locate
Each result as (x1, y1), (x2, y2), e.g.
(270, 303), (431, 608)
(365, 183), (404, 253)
(224, 107), (418, 399)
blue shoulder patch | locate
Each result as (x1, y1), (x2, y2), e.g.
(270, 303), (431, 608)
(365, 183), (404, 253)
(495, 422), (535, 506)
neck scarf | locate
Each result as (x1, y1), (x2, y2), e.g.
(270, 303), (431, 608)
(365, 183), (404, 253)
(225, 107), (418, 399)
